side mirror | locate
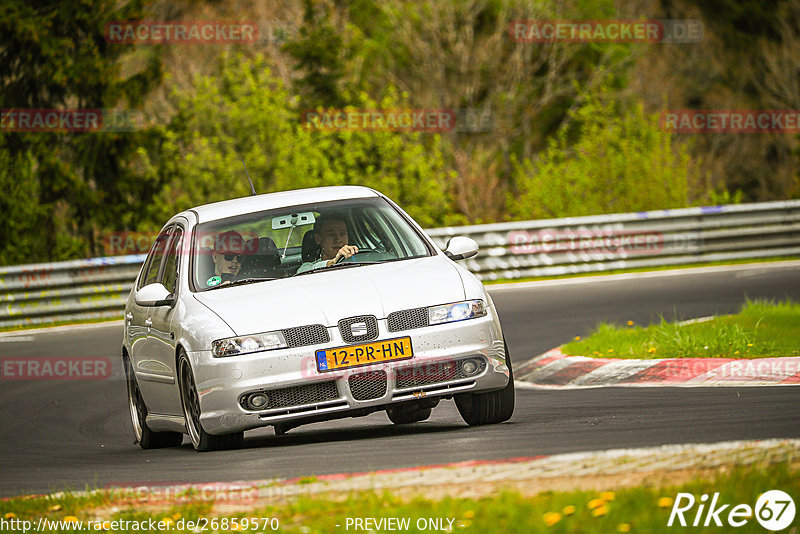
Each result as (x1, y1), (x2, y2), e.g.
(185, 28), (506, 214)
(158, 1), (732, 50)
(135, 283), (174, 307)
(444, 236), (479, 261)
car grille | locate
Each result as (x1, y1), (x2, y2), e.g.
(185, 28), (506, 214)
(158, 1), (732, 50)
(338, 315), (378, 344)
(282, 324), (330, 348)
(395, 359), (484, 390)
(387, 307), (428, 332)
(348, 370), (387, 401)
(241, 381), (339, 411)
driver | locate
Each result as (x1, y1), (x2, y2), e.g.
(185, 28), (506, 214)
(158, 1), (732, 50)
(297, 216), (358, 273)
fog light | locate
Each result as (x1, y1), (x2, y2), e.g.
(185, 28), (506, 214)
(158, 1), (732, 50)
(462, 360), (479, 376)
(249, 393), (269, 409)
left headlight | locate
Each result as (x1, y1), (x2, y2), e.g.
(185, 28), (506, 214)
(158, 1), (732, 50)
(428, 299), (487, 326)
(211, 331), (288, 358)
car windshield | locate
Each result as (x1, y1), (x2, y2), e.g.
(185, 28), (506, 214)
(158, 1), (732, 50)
(191, 197), (432, 291)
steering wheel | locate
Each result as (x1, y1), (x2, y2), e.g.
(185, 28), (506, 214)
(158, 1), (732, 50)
(336, 249), (372, 264)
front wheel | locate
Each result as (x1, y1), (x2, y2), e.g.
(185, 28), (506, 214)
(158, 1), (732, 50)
(178, 351), (243, 451)
(455, 349), (515, 426)
(387, 406), (432, 425)
(125, 354), (183, 449)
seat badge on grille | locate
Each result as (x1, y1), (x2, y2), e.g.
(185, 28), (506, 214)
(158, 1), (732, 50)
(350, 321), (368, 337)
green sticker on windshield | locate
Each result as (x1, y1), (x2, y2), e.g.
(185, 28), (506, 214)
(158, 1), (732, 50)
(206, 276), (222, 287)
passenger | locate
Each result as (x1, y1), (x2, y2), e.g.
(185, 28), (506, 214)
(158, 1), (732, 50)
(211, 230), (244, 283)
(297, 216), (358, 273)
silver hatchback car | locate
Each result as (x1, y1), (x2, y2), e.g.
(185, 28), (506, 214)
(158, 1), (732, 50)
(123, 186), (514, 451)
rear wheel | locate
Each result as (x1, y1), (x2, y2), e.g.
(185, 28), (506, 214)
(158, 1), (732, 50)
(178, 351), (243, 451)
(125, 354), (183, 449)
(455, 348), (515, 426)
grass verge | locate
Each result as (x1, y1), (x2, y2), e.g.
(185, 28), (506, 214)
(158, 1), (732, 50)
(0, 462), (797, 533)
(562, 299), (800, 359)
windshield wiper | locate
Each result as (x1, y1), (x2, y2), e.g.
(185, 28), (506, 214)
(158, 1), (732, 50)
(294, 261), (383, 276)
(207, 277), (277, 290)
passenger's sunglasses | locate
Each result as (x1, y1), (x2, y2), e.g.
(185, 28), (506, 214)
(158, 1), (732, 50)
(222, 254), (241, 262)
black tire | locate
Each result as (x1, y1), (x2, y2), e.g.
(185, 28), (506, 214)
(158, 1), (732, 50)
(178, 351), (243, 451)
(125, 354), (183, 449)
(387, 406), (432, 425)
(455, 348), (515, 426)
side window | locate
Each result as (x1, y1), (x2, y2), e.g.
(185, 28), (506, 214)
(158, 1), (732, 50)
(139, 226), (173, 290)
(161, 227), (183, 295)
(357, 210), (388, 251)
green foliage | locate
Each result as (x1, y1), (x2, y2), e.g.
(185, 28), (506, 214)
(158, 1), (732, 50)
(0, 0), (152, 108)
(705, 187), (745, 206)
(0, 0), (164, 262)
(0, 141), (43, 265)
(3, 0), (793, 266)
(508, 83), (693, 220)
(149, 53), (457, 229)
(679, 0), (784, 48)
(284, 0), (348, 108)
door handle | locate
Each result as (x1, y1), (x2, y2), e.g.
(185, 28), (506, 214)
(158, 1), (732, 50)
(144, 318), (153, 328)
(126, 313), (133, 321)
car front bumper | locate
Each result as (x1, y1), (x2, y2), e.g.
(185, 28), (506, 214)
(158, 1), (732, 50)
(189, 310), (509, 435)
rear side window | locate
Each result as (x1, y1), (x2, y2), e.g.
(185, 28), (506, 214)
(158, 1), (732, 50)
(161, 227), (183, 294)
(139, 226), (173, 290)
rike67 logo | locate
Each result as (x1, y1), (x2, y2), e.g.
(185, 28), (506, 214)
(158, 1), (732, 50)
(668, 490), (796, 531)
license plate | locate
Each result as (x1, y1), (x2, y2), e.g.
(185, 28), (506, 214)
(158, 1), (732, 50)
(315, 337), (413, 372)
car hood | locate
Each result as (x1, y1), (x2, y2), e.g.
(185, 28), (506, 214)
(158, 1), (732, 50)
(192, 256), (466, 335)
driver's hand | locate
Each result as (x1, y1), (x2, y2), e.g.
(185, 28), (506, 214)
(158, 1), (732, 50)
(328, 245), (359, 266)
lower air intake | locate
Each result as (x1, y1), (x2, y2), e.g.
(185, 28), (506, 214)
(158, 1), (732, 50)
(348, 370), (388, 401)
(395, 359), (485, 390)
(240, 381), (339, 411)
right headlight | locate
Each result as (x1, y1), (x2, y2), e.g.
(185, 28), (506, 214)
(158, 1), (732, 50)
(211, 331), (287, 358)
(428, 300), (487, 326)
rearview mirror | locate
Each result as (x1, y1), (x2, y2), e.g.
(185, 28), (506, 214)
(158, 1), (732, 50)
(444, 236), (479, 261)
(272, 212), (316, 230)
(135, 283), (174, 307)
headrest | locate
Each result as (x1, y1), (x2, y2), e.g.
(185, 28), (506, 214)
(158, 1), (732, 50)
(301, 230), (320, 262)
(244, 237), (280, 267)
(255, 236), (278, 255)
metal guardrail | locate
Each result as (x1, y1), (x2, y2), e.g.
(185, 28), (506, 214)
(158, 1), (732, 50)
(0, 255), (145, 330)
(426, 200), (800, 280)
(1, 201), (799, 329)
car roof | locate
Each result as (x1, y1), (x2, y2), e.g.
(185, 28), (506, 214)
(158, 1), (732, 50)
(187, 186), (381, 223)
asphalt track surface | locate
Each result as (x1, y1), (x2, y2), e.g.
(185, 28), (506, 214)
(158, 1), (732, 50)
(1, 263), (799, 497)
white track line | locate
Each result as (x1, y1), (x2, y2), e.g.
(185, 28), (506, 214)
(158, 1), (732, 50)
(487, 260), (800, 291)
(0, 320), (123, 338)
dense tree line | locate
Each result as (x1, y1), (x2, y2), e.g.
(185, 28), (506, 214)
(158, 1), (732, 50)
(1, 0), (797, 264)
